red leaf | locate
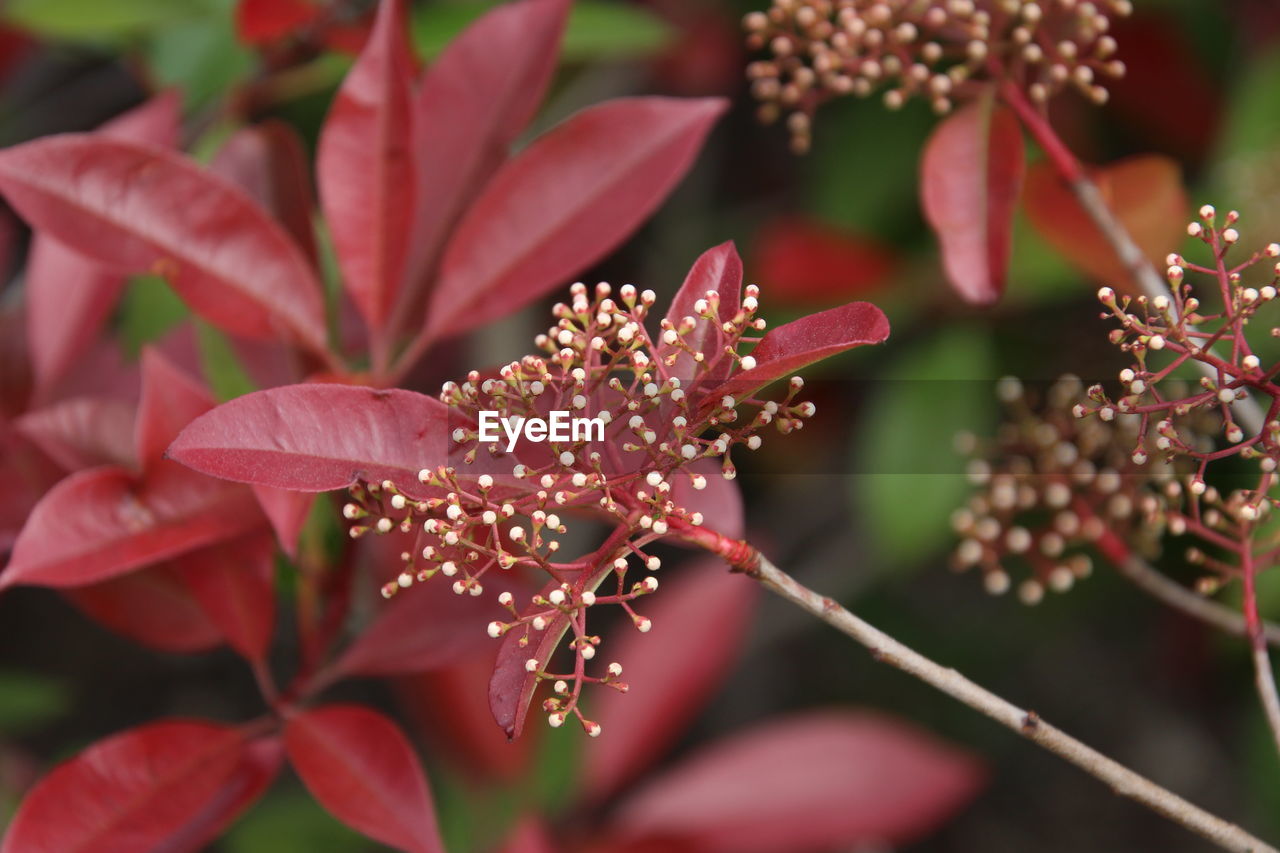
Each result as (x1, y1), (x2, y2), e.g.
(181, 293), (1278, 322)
(318, 0), (416, 332)
(252, 484), (314, 558)
(334, 572), (522, 678)
(658, 241), (743, 386)
(17, 397), (137, 471)
(236, 0), (322, 44)
(668, 458), (742, 540)
(0, 720), (255, 853)
(168, 384), (503, 492)
(610, 711), (985, 852)
(1, 464), (264, 591)
(25, 93), (180, 398)
(173, 533), (276, 661)
(158, 737), (285, 852)
(64, 564), (224, 653)
(0, 136), (328, 352)
(489, 576), (576, 739)
(135, 348), (214, 471)
(920, 94), (1024, 304)
(496, 818), (556, 853)
(211, 120), (318, 264)
(396, 653), (538, 784)
(285, 704), (443, 853)
(102, 90), (182, 149)
(1022, 154), (1188, 297)
(708, 301), (890, 404)
(583, 557), (757, 800)
(427, 97), (726, 341)
(408, 0), (568, 292)
(0, 426), (62, 553)
(24, 238), (131, 403)
(752, 217), (896, 303)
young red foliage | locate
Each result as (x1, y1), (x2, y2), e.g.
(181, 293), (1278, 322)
(708, 300), (891, 403)
(409, 0), (569, 299)
(235, 0), (322, 45)
(582, 558), (759, 801)
(752, 217), (896, 304)
(211, 120), (318, 266)
(1022, 154), (1189, 296)
(167, 384), (504, 492)
(0, 137), (328, 353)
(64, 565), (226, 653)
(426, 97), (727, 342)
(318, 0), (416, 334)
(0, 720), (271, 853)
(920, 94), (1024, 305)
(658, 241), (744, 385)
(284, 704), (444, 853)
(609, 711), (985, 852)
(24, 92), (180, 400)
(0, 464), (263, 591)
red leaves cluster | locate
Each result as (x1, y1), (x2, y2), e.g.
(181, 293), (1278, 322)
(0, 0), (734, 847)
(0, 0), (986, 849)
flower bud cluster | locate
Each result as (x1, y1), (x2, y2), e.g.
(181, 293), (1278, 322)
(744, 0), (1129, 152)
(1077, 208), (1280, 527)
(953, 375), (1174, 604)
(343, 279), (817, 734)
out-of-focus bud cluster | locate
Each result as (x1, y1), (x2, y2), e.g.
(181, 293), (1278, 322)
(952, 375), (1176, 605)
(959, 208), (1280, 605)
(743, 0), (1130, 152)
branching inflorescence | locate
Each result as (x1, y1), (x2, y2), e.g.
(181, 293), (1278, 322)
(957, 207), (1280, 754)
(744, 0), (1130, 151)
(340, 258), (885, 735)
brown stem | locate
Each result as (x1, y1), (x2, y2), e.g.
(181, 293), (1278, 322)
(998, 80), (1266, 435)
(1242, 547), (1280, 757)
(1115, 554), (1280, 648)
(715, 539), (1276, 852)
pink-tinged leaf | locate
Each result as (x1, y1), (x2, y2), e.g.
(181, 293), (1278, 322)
(173, 533), (276, 661)
(236, 0), (322, 44)
(584, 558), (757, 800)
(920, 94), (1023, 305)
(611, 711), (985, 852)
(668, 458), (743, 540)
(489, 577), (574, 739)
(318, 0), (416, 332)
(496, 818), (556, 853)
(24, 238), (130, 402)
(408, 0), (568, 290)
(0, 720), (252, 853)
(659, 241), (743, 385)
(1, 464), (264, 591)
(427, 97), (726, 341)
(25, 93), (180, 398)
(708, 301), (890, 404)
(16, 397), (137, 471)
(212, 120), (318, 264)
(159, 736), (285, 852)
(168, 384), (504, 493)
(396, 652), (538, 784)
(252, 484), (314, 558)
(0, 426), (62, 553)
(135, 348), (214, 471)
(285, 704), (443, 853)
(64, 564), (224, 653)
(0, 136), (328, 351)
(334, 574), (520, 678)
(103, 90), (182, 149)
